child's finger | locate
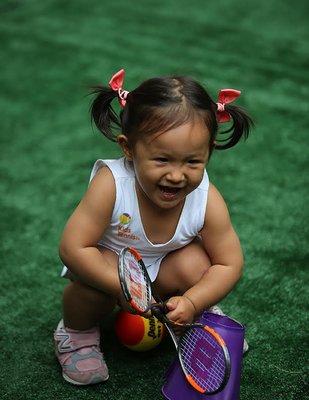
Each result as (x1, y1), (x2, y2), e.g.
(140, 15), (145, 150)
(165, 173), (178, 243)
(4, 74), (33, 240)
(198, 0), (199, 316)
(165, 297), (179, 311)
(166, 308), (181, 322)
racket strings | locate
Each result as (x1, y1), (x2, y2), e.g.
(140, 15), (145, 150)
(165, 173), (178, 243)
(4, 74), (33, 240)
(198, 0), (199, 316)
(179, 328), (227, 393)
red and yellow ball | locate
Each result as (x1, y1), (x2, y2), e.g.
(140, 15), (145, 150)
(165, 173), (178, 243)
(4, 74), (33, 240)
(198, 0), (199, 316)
(115, 310), (165, 352)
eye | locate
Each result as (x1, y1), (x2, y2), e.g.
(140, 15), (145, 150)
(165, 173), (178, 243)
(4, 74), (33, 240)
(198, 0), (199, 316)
(154, 157), (168, 163)
(187, 159), (201, 165)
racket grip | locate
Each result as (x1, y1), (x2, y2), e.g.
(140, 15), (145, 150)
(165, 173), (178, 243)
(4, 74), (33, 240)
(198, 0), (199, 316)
(151, 305), (165, 322)
(161, 302), (169, 314)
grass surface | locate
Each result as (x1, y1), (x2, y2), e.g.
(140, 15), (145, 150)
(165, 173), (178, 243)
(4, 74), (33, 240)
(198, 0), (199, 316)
(0, 0), (308, 399)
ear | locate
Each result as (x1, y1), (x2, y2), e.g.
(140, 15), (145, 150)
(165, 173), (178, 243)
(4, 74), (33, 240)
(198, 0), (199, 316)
(117, 135), (133, 160)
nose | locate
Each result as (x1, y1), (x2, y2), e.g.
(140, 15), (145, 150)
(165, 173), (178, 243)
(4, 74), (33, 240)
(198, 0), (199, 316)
(166, 167), (185, 184)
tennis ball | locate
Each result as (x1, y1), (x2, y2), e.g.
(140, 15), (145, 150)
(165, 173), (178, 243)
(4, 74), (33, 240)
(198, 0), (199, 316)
(115, 310), (165, 352)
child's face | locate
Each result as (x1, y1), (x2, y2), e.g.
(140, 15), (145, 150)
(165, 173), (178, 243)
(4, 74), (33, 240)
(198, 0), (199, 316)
(129, 117), (210, 210)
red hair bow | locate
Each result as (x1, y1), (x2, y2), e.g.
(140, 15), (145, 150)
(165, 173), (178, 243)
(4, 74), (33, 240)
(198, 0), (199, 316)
(216, 89), (241, 123)
(109, 69), (129, 107)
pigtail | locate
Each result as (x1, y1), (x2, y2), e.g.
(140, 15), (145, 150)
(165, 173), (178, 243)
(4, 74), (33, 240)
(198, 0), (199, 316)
(214, 104), (254, 150)
(89, 86), (121, 142)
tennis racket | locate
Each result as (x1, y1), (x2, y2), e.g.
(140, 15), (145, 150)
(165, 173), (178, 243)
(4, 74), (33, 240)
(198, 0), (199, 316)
(118, 246), (231, 394)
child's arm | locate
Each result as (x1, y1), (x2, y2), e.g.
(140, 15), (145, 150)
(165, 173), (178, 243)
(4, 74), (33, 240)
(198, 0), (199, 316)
(59, 167), (121, 296)
(166, 183), (244, 324)
(184, 183), (244, 314)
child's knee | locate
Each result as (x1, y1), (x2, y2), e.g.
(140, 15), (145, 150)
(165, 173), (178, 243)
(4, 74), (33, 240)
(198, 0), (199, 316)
(171, 240), (211, 274)
(156, 239), (211, 295)
(63, 280), (115, 307)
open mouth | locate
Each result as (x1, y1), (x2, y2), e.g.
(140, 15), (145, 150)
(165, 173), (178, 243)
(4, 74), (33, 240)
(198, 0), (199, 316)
(158, 185), (182, 200)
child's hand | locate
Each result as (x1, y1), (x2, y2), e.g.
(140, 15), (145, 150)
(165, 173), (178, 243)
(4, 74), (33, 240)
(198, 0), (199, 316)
(165, 295), (196, 326)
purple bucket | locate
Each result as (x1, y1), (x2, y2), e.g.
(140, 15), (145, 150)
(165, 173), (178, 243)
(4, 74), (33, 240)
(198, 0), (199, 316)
(162, 311), (245, 400)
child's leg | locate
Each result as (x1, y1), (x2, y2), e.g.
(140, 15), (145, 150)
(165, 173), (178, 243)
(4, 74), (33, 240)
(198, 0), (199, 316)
(153, 237), (211, 300)
(54, 247), (118, 385)
(63, 281), (116, 330)
(62, 246), (119, 330)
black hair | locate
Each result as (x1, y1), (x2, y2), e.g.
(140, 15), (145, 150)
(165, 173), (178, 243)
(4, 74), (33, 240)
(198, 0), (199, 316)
(90, 75), (253, 154)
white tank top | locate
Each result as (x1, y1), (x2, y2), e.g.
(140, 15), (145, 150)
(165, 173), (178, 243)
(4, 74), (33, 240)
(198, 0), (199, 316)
(91, 158), (209, 281)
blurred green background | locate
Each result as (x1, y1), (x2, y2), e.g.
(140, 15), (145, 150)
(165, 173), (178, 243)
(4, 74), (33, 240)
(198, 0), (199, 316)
(0, 0), (308, 399)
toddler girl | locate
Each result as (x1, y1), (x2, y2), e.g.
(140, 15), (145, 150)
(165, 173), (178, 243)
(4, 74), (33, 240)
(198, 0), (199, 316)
(54, 69), (253, 385)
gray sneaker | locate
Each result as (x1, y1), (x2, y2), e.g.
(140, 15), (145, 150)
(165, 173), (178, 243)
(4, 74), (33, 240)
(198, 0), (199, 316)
(54, 320), (109, 385)
(208, 305), (249, 354)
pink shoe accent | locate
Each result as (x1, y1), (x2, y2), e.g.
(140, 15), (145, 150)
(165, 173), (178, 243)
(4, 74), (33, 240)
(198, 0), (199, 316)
(54, 320), (109, 385)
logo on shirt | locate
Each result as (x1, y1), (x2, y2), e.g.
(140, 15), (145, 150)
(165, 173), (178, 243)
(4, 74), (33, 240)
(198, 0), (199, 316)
(117, 213), (140, 241)
(119, 213), (131, 226)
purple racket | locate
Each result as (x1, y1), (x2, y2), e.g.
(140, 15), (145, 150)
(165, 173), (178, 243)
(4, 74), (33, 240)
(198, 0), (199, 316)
(178, 324), (231, 393)
(118, 247), (231, 394)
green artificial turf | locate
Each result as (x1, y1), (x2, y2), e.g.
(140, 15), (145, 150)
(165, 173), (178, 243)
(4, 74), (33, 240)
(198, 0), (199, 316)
(0, 0), (308, 399)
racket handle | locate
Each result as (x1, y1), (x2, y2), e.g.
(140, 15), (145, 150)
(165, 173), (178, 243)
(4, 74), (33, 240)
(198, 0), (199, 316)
(161, 302), (169, 314)
(151, 305), (165, 322)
